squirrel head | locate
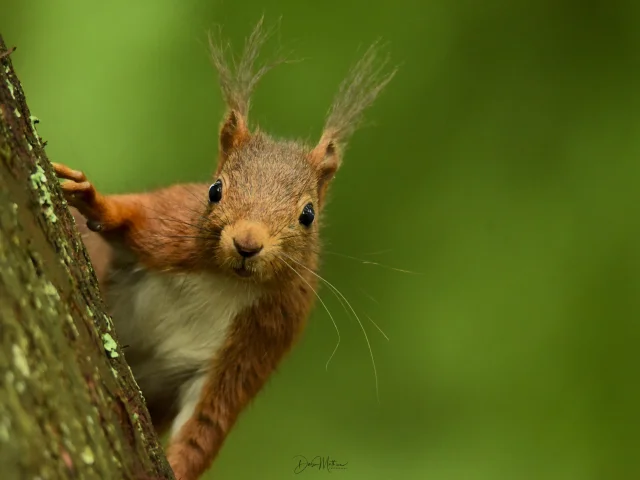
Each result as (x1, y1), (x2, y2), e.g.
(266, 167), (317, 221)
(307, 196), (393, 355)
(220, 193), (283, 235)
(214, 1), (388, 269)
(200, 18), (395, 284)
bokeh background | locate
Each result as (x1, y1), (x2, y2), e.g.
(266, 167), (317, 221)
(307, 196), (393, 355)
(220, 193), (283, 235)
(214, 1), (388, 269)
(3, 1), (640, 479)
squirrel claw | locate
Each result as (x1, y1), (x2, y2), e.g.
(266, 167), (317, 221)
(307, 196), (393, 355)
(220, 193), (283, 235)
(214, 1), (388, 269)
(53, 162), (115, 230)
(86, 220), (103, 232)
(52, 162), (87, 183)
(57, 177), (97, 212)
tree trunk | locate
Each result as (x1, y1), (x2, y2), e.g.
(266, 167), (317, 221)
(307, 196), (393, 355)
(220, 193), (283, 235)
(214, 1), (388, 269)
(0, 37), (174, 480)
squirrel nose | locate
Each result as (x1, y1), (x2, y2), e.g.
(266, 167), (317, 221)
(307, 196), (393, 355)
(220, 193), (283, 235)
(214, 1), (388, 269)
(229, 220), (268, 259)
(233, 238), (263, 258)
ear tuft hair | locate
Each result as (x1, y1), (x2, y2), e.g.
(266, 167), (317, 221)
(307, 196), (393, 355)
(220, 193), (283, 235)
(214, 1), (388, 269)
(322, 41), (397, 151)
(309, 42), (396, 204)
(207, 16), (288, 119)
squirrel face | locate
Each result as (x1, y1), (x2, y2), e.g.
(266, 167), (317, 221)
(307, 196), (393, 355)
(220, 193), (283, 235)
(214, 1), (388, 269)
(194, 26), (396, 285)
(202, 130), (322, 284)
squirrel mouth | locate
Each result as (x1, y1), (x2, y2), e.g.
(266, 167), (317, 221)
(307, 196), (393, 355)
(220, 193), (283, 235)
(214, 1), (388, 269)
(233, 260), (252, 278)
(234, 267), (252, 277)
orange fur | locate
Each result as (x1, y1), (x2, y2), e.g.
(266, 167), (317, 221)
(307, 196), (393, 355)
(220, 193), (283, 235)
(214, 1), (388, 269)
(58, 164), (318, 479)
(54, 18), (394, 480)
(165, 290), (311, 479)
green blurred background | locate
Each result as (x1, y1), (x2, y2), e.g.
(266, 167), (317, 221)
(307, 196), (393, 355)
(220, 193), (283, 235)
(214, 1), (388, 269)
(3, 1), (640, 479)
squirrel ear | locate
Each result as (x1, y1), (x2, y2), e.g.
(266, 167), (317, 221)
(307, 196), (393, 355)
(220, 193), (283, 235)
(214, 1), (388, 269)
(219, 109), (250, 162)
(309, 135), (341, 205)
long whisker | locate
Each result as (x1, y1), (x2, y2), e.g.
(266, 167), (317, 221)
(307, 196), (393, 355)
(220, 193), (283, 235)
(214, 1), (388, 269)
(132, 198), (228, 238)
(148, 234), (218, 241)
(359, 288), (381, 305)
(281, 253), (388, 341)
(361, 248), (394, 256)
(324, 250), (421, 275)
(281, 252), (381, 403)
(148, 184), (230, 226)
(364, 312), (389, 341)
(145, 215), (210, 233)
(133, 201), (211, 231)
(173, 187), (234, 226)
(276, 256), (341, 371)
(165, 192), (210, 217)
(340, 286), (389, 342)
(178, 184), (210, 208)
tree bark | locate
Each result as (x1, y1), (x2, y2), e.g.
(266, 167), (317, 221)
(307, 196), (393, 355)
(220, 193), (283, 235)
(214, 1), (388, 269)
(0, 37), (174, 480)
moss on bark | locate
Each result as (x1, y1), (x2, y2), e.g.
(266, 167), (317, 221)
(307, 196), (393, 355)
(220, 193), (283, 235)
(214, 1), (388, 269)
(0, 36), (174, 480)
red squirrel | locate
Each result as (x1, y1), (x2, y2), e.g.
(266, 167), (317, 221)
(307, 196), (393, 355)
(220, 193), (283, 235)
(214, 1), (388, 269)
(53, 18), (395, 480)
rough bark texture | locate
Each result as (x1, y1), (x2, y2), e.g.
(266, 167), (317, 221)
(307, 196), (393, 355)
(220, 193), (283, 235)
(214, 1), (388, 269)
(0, 37), (174, 480)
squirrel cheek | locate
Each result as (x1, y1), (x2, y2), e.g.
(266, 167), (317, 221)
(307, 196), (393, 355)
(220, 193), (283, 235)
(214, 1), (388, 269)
(218, 229), (236, 259)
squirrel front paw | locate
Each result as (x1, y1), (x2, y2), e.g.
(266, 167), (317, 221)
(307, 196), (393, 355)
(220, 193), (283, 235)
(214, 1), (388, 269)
(53, 162), (119, 232)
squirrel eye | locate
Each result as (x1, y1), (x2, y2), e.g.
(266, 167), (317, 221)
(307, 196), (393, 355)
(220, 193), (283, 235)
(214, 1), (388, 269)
(299, 203), (315, 227)
(208, 179), (223, 203)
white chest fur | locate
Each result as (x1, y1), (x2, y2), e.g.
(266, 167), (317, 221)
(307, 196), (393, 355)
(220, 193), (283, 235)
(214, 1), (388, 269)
(107, 267), (261, 413)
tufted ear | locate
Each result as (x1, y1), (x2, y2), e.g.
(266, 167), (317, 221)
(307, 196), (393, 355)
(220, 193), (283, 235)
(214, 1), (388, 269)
(217, 110), (250, 171)
(209, 18), (286, 174)
(309, 41), (396, 205)
(308, 132), (341, 206)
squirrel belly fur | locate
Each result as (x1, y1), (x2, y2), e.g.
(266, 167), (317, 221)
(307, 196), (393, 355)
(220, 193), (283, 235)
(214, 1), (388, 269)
(55, 18), (395, 480)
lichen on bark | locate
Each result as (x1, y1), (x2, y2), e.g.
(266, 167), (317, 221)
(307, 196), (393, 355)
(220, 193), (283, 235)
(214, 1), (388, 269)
(0, 36), (174, 480)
